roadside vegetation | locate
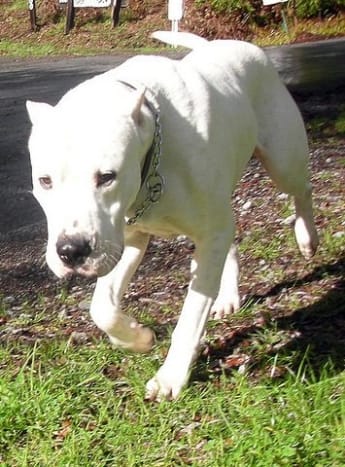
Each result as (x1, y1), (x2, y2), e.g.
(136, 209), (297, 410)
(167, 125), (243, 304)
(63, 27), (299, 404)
(0, 0), (345, 56)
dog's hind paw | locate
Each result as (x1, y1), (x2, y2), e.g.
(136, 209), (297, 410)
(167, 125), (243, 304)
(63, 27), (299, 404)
(109, 326), (155, 353)
(296, 226), (319, 259)
(294, 212), (319, 260)
(131, 326), (156, 353)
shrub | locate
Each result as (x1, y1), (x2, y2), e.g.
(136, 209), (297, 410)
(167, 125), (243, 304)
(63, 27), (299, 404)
(295, 0), (345, 19)
(195, 0), (345, 22)
(200, 0), (255, 15)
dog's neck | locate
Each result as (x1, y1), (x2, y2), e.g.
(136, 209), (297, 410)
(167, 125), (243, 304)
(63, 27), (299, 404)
(117, 80), (164, 225)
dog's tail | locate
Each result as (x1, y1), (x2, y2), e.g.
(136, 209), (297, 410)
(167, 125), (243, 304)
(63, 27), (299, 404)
(151, 31), (208, 50)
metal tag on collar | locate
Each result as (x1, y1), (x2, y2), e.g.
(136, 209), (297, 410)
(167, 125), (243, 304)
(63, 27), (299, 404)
(120, 81), (164, 225)
(147, 173), (164, 203)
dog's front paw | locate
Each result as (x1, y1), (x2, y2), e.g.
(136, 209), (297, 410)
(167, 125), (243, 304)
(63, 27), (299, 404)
(211, 293), (240, 319)
(145, 368), (187, 402)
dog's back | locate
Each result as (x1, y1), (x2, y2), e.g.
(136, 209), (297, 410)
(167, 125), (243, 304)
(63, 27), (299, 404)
(174, 35), (310, 194)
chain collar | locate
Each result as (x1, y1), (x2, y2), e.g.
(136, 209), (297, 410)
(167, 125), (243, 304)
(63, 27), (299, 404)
(117, 81), (165, 226)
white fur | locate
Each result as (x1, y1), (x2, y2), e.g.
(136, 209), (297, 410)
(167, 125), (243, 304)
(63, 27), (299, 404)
(27, 33), (318, 401)
(151, 31), (208, 49)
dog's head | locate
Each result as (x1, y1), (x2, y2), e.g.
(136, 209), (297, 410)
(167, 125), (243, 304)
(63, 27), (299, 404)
(27, 79), (154, 279)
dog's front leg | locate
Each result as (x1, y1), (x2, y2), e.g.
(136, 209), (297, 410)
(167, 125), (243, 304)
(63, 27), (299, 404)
(146, 230), (232, 401)
(90, 231), (155, 353)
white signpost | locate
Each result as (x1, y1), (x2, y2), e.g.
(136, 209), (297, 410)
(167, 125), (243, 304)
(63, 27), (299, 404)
(61, 0), (121, 33)
(262, 0), (289, 32)
(262, 0), (288, 5)
(168, 0), (184, 34)
(59, 0), (111, 5)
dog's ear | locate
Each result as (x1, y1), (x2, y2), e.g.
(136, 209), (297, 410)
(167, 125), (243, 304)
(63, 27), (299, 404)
(26, 101), (53, 125)
(131, 88), (146, 126)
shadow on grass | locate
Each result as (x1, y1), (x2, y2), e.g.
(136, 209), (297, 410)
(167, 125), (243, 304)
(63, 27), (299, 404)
(194, 254), (345, 383)
(273, 277), (345, 376)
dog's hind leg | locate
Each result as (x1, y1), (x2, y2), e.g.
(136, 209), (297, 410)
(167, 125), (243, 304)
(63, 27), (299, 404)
(90, 231), (154, 353)
(255, 143), (319, 259)
(211, 243), (240, 319)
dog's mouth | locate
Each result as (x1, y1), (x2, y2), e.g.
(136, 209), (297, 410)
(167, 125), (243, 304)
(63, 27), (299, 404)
(48, 236), (123, 279)
(55, 255), (120, 279)
(67, 263), (99, 279)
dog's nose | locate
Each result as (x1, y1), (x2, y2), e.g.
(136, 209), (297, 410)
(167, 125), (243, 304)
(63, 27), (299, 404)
(56, 235), (92, 267)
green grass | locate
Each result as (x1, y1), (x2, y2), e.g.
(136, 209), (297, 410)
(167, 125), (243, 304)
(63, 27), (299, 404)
(306, 107), (345, 140)
(6, 0), (27, 11)
(335, 111), (345, 134)
(0, 339), (344, 466)
(254, 15), (345, 47)
(0, 39), (60, 58)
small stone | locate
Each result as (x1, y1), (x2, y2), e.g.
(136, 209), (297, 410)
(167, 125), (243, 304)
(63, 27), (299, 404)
(69, 331), (89, 345)
(58, 308), (69, 319)
(242, 200), (252, 211)
(79, 300), (91, 311)
(3, 296), (15, 305)
(281, 214), (296, 226)
(277, 193), (289, 201)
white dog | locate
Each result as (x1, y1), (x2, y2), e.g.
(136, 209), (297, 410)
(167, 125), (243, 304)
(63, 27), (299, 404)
(26, 32), (318, 401)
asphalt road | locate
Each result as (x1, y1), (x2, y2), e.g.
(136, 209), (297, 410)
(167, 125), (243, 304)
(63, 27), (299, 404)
(0, 38), (344, 239)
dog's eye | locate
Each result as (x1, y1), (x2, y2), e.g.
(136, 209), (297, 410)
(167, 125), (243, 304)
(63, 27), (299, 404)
(96, 171), (117, 188)
(39, 176), (53, 190)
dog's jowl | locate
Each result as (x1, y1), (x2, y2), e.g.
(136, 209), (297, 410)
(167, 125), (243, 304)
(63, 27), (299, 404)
(27, 33), (318, 401)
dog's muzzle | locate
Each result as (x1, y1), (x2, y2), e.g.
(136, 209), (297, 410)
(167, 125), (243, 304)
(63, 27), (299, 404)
(56, 234), (92, 269)
(54, 233), (122, 278)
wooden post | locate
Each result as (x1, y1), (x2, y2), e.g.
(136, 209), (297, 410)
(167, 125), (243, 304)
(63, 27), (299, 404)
(28, 0), (38, 31)
(65, 0), (75, 34)
(63, 0), (117, 33)
(111, 0), (122, 28)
